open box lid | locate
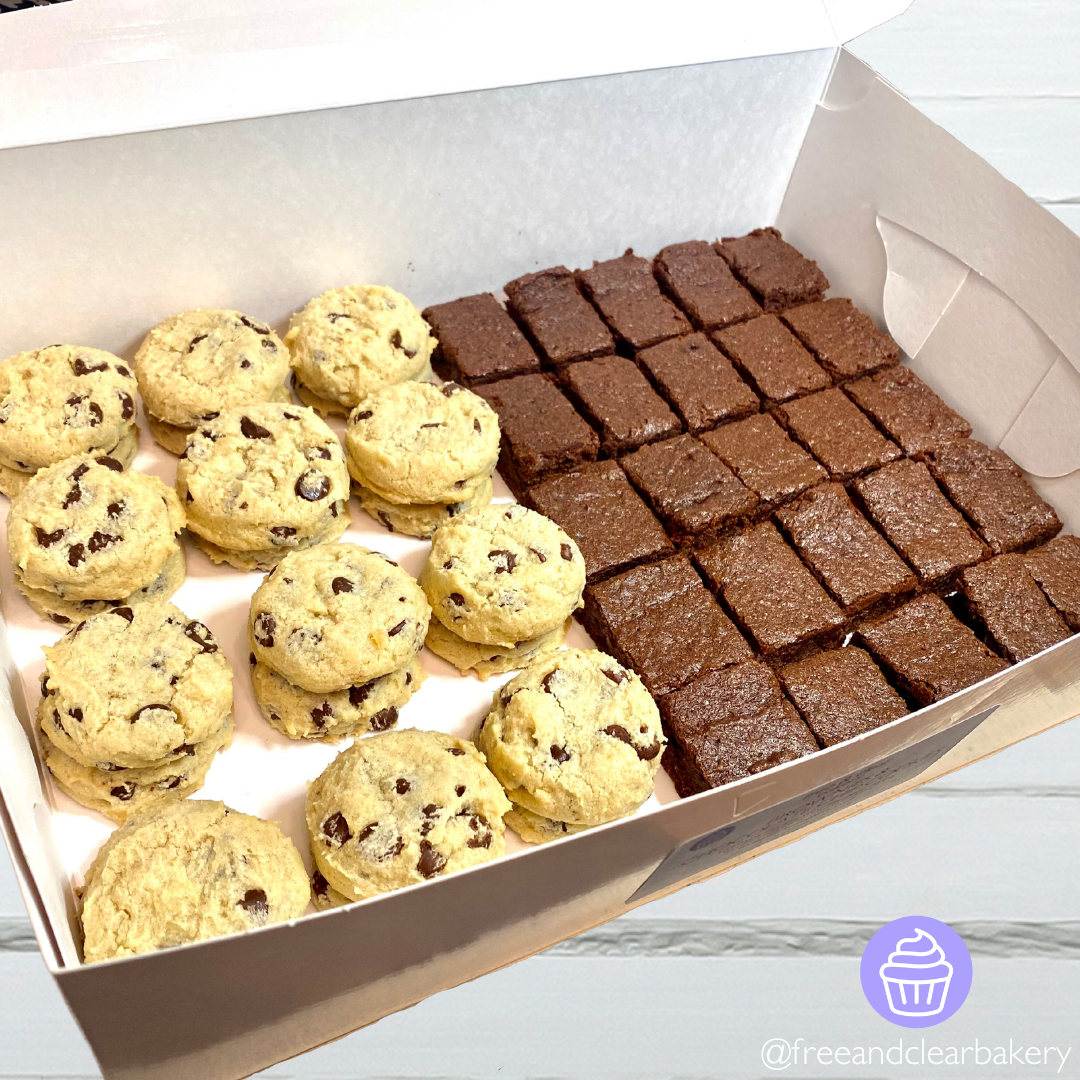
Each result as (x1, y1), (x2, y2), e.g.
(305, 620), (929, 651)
(0, 0), (910, 151)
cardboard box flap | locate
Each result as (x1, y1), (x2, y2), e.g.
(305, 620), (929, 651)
(0, 0), (910, 152)
(778, 49), (1080, 483)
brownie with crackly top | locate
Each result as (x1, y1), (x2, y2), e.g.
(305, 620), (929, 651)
(856, 593), (1008, 706)
(581, 555), (751, 698)
(713, 315), (829, 403)
(503, 266), (615, 366)
(926, 438), (1061, 555)
(778, 647), (909, 747)
(1025, 535), (1080, 630)
(660, 660), (819, 795)
(653, 240), (761, 331)
(716, 227), (829, 313)
(781, 298), (900, 380)
(694, 521), (846, 661)
(575, 250), (690, 351)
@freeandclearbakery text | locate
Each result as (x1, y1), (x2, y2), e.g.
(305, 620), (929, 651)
(760, 1038), (1072, 1073)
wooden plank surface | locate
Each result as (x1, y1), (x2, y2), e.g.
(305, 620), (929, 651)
(3, 1), (1080, 1076)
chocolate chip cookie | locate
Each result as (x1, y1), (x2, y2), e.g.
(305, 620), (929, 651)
(353, 475), (493, 540)
(80, 800), (309, 961)
(420, 503), (585, 647)
(251, 654), (423, 740)
(344, 381), (499, 505)
(306, 728), (511, 901)
(176, 403), (350, 571)
(38, 603), (233, 769)
(135, 309), (291, 453)
(286, 285), (435, 415)
(504, 804), (588, 845)
(424, 614), (568, 680)
(249, 543), (430, 693)
(478, 648), (664, 827)
(8, 455), (185, 620)
(0, 345), (138, 497)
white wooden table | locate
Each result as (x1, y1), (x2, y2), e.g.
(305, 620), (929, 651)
(3, 2), (1079, 1076)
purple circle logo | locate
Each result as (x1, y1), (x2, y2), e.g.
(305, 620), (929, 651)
(860, 916), (972, 1027)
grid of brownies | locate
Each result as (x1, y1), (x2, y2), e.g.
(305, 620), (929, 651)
(423, 228), (1080, 799)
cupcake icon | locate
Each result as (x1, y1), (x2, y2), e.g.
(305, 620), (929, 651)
(878, 928), (954, 1017)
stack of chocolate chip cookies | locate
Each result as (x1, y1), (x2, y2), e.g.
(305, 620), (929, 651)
(7, 454), (186, 624)
(175, 402), (351, 571)
(247, 543), (430, 740)
(37, 603), (234, 822)
(344, 381), (501, 538)
(419, 503), (586, 678)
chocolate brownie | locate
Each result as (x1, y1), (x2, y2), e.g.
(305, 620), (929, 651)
(581, 555), (751, 698)
(503, 266), (615, 366)
(844, 366), (971, 458)
(959, 554), (1072, 664)
(716, 227), (829, 313)
(422, 293), (541, 386)
(652, 240), (761, 331)
(713, 315), (829, 403)
(856, 593), (1008, 706)
(524, 460), (673, 584)
(620, 435), (758, 546)
(777, 387), (901, 481)
(778, 647), (908, 747)
(695, 521), (846, 660)
(700, 413), (826, 512)
(660, 660), (818, 796)
(560, 355), (681, 456)
(1025, 535), (1080, 630)
(575, 250), (690, 351)
(926, 438), (1061, 555)
(853, 459), (989, 587)
(781, 298), (900, 380)
(774, 483), (917, 616)
(636, 333), (759, 434)
(476, 374), (598, 497)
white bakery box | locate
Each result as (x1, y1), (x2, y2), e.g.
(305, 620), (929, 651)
(2, 2), (1080, 1077)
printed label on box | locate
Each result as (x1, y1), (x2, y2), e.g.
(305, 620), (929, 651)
(627, 706), (997, 903)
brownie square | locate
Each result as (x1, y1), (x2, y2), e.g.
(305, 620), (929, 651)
(775, 483), (917, 616)
(581, 555), (751, 698)
(575, 250), (690, 351)
(856, 593), (1009, 706)
(653, 240), (761, 331)
(660, 660), (819, 796)
(777, 387), (901, 481)
(695, 521), (846, 660)
(781, 298), (899, 380)
(1025, 535), (1080, 630)
(476, 374), (599, 497)
(716, 227), (829, 313)
(713, 315), (829, 403)
(926, 438), (1062, 555)
(959, 554), (1072, 664)
(523, 460), (673, 584)
(620, 435), (758, 547)
(422, 293), (541, 386)
(853, 459), (989, 588)
(636, 332), (759, 434)
(845, 366), (972, 458)
(700, 413), (827, 512)
(504, 266), (615, 366)
(560, 355), (681, 456)
(778, 647), (908, 747)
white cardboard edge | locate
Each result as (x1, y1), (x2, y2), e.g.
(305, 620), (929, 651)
(0, 0), (909, 152)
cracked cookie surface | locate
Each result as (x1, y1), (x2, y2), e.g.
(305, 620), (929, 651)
(249, 543), (430, 693)
(479, 648), (664, 826)
(306, 728), (510, 901)
(286, 285), (435, 414)
(176, 402), (349, 567)
(80, 799), (309, 961)
(38, 603), (233, 769)
(345, 381), (499, 505)
(420, 503), (585, 647)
